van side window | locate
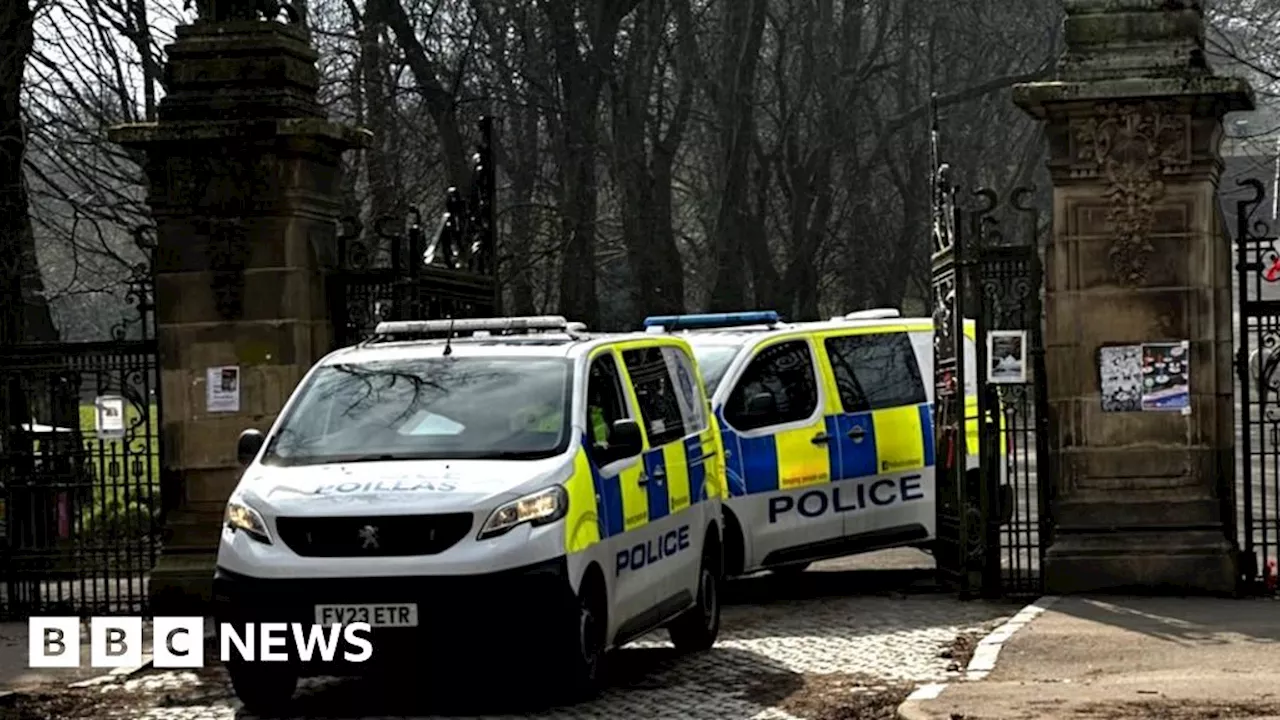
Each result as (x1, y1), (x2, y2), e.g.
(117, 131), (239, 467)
(586, 353), (634, 465)
(724, 340), (818, 431)
(661, 346), (708, 434)
(825, 332), (928, 412)
(621, 347), (688, 446)
(908, 331), (935, 403)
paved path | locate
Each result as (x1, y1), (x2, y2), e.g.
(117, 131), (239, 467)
(900, 596), (1280, 720)
(8, 555), (1013, 720)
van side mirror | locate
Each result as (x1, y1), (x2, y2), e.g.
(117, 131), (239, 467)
(237, 429), (265, 466)
(744, 392), (777, 417)
(609, 419), (643, 458)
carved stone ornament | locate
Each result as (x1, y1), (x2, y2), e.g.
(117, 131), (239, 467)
(1072, 102), (1190, 285)
(183, 0), (303, 24)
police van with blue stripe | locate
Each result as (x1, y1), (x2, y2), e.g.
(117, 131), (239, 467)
(644, 308), (998, 578)
(215, 316), (727, 713)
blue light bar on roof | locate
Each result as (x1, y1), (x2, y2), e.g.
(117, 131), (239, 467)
(643, 310), (781, 331)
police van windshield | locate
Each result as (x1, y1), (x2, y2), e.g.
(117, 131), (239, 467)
(261, 357), (572, 466)
(690, 344), (743, 394)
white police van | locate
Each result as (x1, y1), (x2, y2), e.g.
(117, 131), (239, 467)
(645, 309), (998, 578)
(216, 316), (727, 713)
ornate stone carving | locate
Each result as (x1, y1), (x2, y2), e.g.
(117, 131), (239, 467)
(1072, 102), (1190, 285)
(183, 0), (303, 25)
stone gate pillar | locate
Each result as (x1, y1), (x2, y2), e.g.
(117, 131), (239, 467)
(110, 8), (368, 612)
(1013, 0), (1253, 593)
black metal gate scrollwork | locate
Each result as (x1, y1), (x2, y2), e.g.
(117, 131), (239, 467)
(330, 116), (501, 348)
(969, 186), (1050, 598)
(1235, 177), (1280, 593)
(929, 91), (975, 596)
(929, 96), (1050, 599)
(0, 226), (164, 619)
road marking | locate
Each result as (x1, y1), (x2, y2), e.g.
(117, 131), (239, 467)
(903, 595), (1061, 703)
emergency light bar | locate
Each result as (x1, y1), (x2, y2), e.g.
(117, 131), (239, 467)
(643, 311), (781, 331)
(373, 315), (572, 336)
(840, 308), (901, 320)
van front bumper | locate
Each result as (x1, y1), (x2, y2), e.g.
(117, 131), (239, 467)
(212, 556), (576, 676)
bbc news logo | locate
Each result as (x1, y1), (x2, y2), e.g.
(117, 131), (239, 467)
(29, 617), (373, 668)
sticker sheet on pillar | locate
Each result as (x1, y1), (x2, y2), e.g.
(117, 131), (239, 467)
(1097, 341), (1189, 414)
(1140, 342), (1189, 412)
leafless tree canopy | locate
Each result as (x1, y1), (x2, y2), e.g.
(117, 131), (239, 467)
(4, 0), (1278, 340)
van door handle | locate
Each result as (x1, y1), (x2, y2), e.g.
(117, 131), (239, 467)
(811, 432), (830, 445)
(847, 425), (866, 443)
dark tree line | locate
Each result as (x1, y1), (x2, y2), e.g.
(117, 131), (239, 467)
(2, 0), (1277, 341)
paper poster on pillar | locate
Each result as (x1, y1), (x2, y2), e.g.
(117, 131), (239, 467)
(1140, 341), (1190, 414)
(206, 366), (241, 413)
(1098, 344), (1142, 412)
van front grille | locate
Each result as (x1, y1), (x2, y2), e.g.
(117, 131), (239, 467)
(274, 513), (473, 557)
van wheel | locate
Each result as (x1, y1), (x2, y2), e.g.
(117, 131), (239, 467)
(227, 659), (296, 716)
(769, 561), (811, 575)
(669, 539), (722, 653)
(561, 572), (607, 700)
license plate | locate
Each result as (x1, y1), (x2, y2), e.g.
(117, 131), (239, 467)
(314, 604), (419, 628)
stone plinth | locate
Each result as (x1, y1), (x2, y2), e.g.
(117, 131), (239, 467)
(110, 19), (369, 613)
(1013, 1), (1254, 594)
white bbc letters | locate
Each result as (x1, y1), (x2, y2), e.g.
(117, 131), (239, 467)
(153, 617), (205, 668)
(28, 617), (374, 667)
(28, 617), (80, 668)
(259, 623), (290, 661)
(90, 617), (143, 668)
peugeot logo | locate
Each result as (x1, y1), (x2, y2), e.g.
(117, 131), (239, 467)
(358, 525), (380, 550)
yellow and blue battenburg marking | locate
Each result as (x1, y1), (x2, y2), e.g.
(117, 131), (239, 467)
(567, 430), (718, 549)
(719, 405), (935, 496)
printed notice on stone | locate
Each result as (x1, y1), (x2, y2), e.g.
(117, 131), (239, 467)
(1140, 341), (1190, 413)
(1099, 344), (1142, 412)
(206, 366), (241, 413)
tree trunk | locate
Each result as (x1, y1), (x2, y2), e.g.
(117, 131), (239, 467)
(371, 0), (471, 194)
(358, 0), (402, 255)
(707, 0), (766, 311)
(541, 0), (639, 326)
(610, 0), (688, 325)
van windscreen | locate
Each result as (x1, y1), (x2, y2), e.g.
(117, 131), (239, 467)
(689, 344), (743, 394)
(260, 357), (572, 466)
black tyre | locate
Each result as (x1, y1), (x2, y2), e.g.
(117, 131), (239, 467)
(669, 540), (722, 653)
(227, 659), (296, 716)
(769, 561), (812, 575)
(560, 574), (608, 701)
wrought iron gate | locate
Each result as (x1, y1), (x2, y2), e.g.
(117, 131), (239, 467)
(0, 231), (163, 618)
(968, 188), (1051, 598)
(932, 185), (1051, 599)
(930, 161), (977, 596)
(930, 97), (1050, 598)
(1235, 178), (1280, 593)
(330, 116), (500, 347)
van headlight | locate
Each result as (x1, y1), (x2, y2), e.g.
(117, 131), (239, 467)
(224, 500), (272, 544)
(478, 486), (567, 540)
